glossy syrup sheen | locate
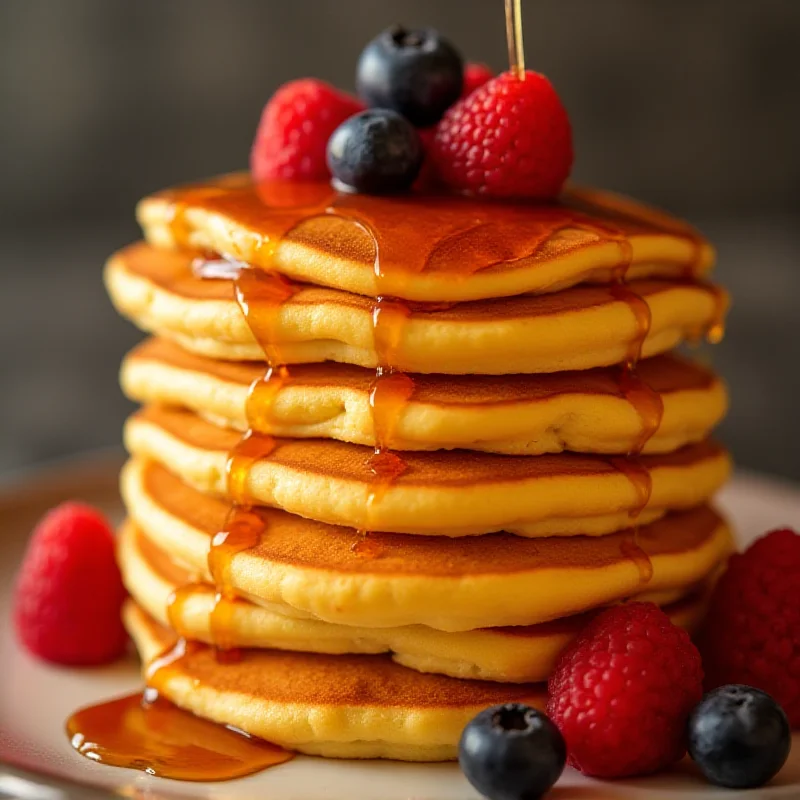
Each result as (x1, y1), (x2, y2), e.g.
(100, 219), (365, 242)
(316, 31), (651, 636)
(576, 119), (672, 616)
(178, 181), (691, 557)
(177, 179), (703, 573)
(162, 177), (707, 280)
(66, 689), (292, 781)
(66, 634), (293, 781)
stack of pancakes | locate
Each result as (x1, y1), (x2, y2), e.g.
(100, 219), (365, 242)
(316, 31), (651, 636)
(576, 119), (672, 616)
(106, 174), (732, 761)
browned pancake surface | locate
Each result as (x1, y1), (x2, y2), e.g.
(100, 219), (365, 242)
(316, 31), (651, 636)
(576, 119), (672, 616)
(140, 460), (724, 577)
(135, 405), (725, 487)
(134, 606), (544, 708)
(130, 523), (709, 643)
(130, 338), (718, 405)
(116, 242), (721, 321)
(148, 176), (709, 275)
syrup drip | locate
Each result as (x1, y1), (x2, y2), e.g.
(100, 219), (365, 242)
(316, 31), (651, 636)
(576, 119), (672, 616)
(205, 247), (301, 651)
(604, 239), (657, 586)
(608, 455), (654, 586)
(195, 254), (298, 657)
(704, 283), (729, 345)
(370, 369), (416, 449)
(166, 583), (203, 640)
(246, 365), (291, 431)
(351, 531), (388, 559)
(609, 457), (653, 519)
(234, 268), (299, 366)
(608, 272), (650, 369)
(207, 505), (266, 655)
(617, 366), (665, 457)
(619, 537), (655, 585)
(164, 179), (708, 285)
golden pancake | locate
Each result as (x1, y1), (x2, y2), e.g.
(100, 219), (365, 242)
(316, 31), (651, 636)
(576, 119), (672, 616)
(124, 601), (547, 761)
(120, 520), (710, 683)
(105, 243), (727, 374)
(136, 173), (714, 302)
(123, 339), (728, 456)
(123, 405), (731, 537)
(122, 459), (733, 631)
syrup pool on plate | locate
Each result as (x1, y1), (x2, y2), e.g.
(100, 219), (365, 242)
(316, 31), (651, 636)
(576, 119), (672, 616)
(66, 665), (293, 780)
(66, 692), (293, 781)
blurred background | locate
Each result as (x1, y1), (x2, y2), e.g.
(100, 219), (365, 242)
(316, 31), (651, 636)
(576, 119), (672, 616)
(1, 0), (798, 479)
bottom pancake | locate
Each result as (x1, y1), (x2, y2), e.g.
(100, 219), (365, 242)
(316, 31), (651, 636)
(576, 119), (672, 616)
(120, 520), (712, 683)
(125, 602), (546, 761)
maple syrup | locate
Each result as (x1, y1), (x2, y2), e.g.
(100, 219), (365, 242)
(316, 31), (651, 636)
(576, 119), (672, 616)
(246, 365), (291, 430)
(67, 628), (294, 780)
(610, 454), (655, 586)
(620, 536), (655, 585)
(703, 283), (729, 345)
(67, 687), (292, 781)
(166, 583), (203, 641)
(167, 168), (710, 555)
(505, 0), (526, 78)
(617, 366), (665, 457)
(609, 456), (653, 519)
(207, 505), (267, 654)
(351, 531), (388, 558)
(164, 180), (707, 285)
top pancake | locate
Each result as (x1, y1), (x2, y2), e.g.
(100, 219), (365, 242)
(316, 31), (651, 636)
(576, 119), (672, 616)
(137, 173), (714, 302)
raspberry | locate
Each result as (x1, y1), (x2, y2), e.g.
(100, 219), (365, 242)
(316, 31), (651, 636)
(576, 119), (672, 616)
(461, 62), (493, 98)
(432, 70), (573, 199)
(13, 502), (127, 665)
(547, 602), (703, 778)
(702, 528), (800, 727)
(250, 79), (363, 182)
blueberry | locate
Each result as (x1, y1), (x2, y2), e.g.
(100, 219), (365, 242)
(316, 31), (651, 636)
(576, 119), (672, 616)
(688, 685), (791, 789)
(356, 25), (463, 127)
(459, 704), (566, 800)
(326, 109), (422, 194)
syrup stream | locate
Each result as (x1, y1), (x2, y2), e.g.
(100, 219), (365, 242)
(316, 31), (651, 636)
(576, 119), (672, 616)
(505, 0), (526, 78)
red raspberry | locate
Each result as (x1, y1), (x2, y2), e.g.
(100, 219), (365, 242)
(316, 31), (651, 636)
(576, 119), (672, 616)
(432, 70), (573, 199)
(250, 79), (363, 182)
(547, 602), (703, 778)
(461, 62), (493, 98)
(13, 503), (127, 665)
(702, 527), (800, 727)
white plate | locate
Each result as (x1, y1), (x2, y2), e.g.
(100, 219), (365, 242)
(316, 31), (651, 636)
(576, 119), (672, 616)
(1, 453), (798, 799)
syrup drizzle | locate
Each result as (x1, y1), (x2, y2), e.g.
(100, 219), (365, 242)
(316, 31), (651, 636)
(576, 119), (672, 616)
(357, 237), (415, 557)
(205, 241), (297, 655)
(166, 583), (202, 641)
(161, 179), (709, 288)
(176, 179), (699, 574)
(207, 505), (267, 656)
(699, 282), (729, 345)
(606, 236), (658, 585)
